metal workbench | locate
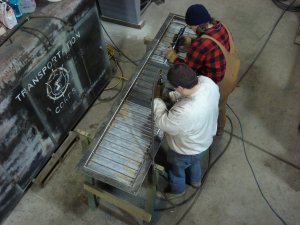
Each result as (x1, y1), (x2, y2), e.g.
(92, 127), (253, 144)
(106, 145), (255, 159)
(78, 13), (195, 194)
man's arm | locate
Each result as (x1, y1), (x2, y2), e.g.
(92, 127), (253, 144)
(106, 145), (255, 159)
(153, 98), (183, 136)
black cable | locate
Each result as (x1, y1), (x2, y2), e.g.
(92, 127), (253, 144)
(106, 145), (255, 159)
(117, 58), (142, 64)
(96, 57), (126, 103)
(226, 104), (287, 225)
(141, 0), (151, 8)
(22, 26), (52, 47)
(1, 15), (71, 47)
(155, 115), (234, 212)
(272, 0), (300, 12)
(100, 23), (139, 66)
(225, 131), (300, 171)
(29, 15), (71, 27)
(238, 0), (297, 84)
(19, 27), (50, 50)
(0, 18), (28, 47)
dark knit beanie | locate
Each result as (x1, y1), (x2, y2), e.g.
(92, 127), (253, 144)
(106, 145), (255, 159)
(167, 64), (198, 89)
(185, 4), (211, 26)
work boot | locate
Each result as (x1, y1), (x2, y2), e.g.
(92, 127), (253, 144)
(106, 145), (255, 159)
(163, 191), (186, 200)
(156, 190), (186, 200)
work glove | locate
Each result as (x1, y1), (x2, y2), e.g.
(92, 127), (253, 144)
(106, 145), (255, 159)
(154, 82), (164, 98)
(172, 34), (193, 49)
(168, 90), (181, 103)
(165, 47), (178, 63)
(178, 36), (192, 49)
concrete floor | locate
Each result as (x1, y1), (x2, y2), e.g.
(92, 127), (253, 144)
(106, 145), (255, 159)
(3, 0), (300, 224)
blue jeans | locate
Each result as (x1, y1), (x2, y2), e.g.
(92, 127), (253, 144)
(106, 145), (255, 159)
(167, 150), (207, 193)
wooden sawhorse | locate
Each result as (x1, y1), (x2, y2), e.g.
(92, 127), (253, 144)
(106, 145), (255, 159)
(79, 131), (159, 224)
(84, 166), (158, 225)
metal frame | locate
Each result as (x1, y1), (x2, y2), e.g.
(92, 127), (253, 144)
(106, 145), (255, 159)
(78, 14), (186, 195)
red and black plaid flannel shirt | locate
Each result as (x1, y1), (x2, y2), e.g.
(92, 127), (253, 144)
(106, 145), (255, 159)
(175, 22), (230, 83)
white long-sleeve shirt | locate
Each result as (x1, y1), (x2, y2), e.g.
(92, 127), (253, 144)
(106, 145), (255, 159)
(153, 76), (220, 155)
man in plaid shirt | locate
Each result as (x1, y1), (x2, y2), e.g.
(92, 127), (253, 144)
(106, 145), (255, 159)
(165, 4), (238, 135)
(176, 22), (230, 83)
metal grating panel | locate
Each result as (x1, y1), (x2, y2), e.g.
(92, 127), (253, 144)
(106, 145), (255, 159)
(78, 14), (191, 195)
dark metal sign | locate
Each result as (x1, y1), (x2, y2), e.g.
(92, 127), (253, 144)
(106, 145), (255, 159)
(0, 0), (111, 222)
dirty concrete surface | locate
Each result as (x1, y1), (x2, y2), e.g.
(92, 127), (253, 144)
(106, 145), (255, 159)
(3, 0), (300, 225)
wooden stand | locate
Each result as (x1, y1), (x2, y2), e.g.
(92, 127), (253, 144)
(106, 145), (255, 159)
(33, 131), (79, 187)
(80, 133), (158, 224)
(84, 166), (157, 224)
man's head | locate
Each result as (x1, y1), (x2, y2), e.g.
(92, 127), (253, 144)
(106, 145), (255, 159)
(167, 64), (198, 95)
(185, 4), (211, 26)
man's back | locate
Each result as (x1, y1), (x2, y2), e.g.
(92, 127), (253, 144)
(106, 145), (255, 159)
(154, 76), (219, 155)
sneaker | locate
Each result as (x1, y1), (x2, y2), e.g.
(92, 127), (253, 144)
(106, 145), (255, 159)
(190, 181), (201, 188)
(164, 191), (186, 200)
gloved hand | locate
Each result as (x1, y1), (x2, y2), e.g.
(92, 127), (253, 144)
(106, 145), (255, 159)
(168, 90), (181, 102)
(154, 82), (163, 98)
(178, 36), (192, 49)
(165, 47), (178, 63)
(172, 34), (193, 49)
(161, 90), (181, 109)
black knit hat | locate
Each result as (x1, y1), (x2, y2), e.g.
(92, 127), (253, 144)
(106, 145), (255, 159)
(185, 4), (211, 26)
(167, 64), (198, 89)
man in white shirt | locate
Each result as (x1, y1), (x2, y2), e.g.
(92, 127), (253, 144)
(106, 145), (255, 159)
(153, 64), (219, 198)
